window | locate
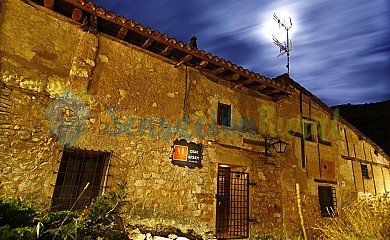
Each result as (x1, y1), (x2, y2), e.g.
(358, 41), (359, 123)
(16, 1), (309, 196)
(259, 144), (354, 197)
(318, 186), (337, 217)
(303, 122), (314, 141)
(361, 164), (369, 179)
(51, 148), (110, 211)
(317, 122), (324, 141)
(316, 122), (332, 145)
(217, 103), (231, 127)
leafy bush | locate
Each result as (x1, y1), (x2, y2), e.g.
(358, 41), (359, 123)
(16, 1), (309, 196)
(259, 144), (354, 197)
(0, 180), (129, 240)
(0, 198), (35, 228)
(315, 195), (390, 240)
(0, 198), (36, 240)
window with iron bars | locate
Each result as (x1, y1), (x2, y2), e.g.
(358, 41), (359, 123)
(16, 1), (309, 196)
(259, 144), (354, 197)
(361, 163), (370, 179)
(51, 148), (111, 211)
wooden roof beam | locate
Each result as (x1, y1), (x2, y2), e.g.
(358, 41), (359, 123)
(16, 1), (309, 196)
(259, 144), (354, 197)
(195, 61), (208, 69)
(262, 89), (280, 95)
(44, 0), (54, 10)
(117, 27), (128, 40)
(224, 74), (240, 81)
(238, 79), (255, 85)
(250, 85), (268, 91)
(72, 8), (83, 22)
(174, 54), (192, 68)
(141, 38), (153, 49)
(210, 67), (225, 75)
(160, 46), (173, 56)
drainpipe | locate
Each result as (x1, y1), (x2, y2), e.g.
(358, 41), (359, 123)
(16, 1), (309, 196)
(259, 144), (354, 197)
(183, 66), (190, 122)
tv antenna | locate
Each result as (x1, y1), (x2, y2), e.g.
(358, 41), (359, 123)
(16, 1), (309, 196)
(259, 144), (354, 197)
(272, 13), (292, 75)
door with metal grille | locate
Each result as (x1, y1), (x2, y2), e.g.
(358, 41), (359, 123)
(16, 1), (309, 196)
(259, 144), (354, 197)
(216, 169), (249, 239)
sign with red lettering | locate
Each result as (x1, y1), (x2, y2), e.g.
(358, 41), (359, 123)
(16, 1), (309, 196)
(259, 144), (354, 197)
(173, 145), (188, 161)
(171, 139), (202, 168)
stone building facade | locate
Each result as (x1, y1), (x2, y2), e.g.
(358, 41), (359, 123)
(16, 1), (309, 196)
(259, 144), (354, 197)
(1, 0), (389, 239)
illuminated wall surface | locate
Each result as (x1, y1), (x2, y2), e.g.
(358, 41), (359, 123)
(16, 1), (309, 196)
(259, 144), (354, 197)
(0, 0), (389, 238)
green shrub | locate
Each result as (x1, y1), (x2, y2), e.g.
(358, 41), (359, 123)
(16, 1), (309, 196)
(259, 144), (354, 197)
(0, 198), (36, 240)
(0, 180), (129, 240)
(0, 198), (35, 228)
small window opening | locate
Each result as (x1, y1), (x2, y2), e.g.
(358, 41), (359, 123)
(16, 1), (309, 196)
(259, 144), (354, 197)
(317, 122), (324, 141)
(304, 122), (314, 141)
(217, 103), (231, 127)
(318, 186), (337, 217)
(361, 164), (370, 179)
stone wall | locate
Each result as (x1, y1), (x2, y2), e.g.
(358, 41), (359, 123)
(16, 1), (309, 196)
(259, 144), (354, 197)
(1, 0), (389, 238)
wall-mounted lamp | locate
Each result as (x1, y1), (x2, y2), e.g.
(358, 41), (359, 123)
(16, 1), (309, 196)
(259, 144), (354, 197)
(265, 137), (289, 156)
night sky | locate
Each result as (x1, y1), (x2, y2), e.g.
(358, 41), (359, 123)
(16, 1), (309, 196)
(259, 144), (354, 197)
(92, 0), (390, 106)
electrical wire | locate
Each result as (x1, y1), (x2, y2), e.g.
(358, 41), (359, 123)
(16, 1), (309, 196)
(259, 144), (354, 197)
(263, 57), (286, 75)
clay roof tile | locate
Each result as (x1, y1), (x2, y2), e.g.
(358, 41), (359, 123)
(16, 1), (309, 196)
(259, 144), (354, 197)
(85, 1), (96, 10)
(143, 27), (152, 34)
(185, 44), (192, 51)
(95, 6), (105, 15)
(106, 11), (116, 19)
(125, 19), (135, 27)
(151, 30), (161, 36)
(115, 16), (126, 24)
(75, 0), (86, 5)
(135, 23), (144, 31)
(160, 34), (169, 41)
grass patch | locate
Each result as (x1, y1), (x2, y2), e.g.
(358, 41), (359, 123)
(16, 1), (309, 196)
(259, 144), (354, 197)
(315, 195), (390, 240)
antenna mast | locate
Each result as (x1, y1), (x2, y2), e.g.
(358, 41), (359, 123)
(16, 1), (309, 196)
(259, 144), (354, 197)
(272, 13), (293, 75)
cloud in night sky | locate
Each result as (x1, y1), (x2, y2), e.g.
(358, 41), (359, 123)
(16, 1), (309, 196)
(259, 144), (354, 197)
(93, 0), (390, 106)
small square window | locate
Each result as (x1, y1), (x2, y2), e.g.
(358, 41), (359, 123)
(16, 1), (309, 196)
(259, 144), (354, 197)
(304, 122), (314, 141)
(217, 103), (231, 127)
(361, 164), (370, 179)
(318, 186), (337, 217)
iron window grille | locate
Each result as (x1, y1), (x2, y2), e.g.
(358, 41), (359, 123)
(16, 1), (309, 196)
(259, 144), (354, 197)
(51, 148), (111, 211)
(318, 186), (337, 217)
(217, 103), (231, 127)
(361, 164), (370, 179)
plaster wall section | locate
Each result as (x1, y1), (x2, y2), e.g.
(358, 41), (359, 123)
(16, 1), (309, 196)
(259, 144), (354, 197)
(0, 0), (79, 97)
(0, 0), (82, 206)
